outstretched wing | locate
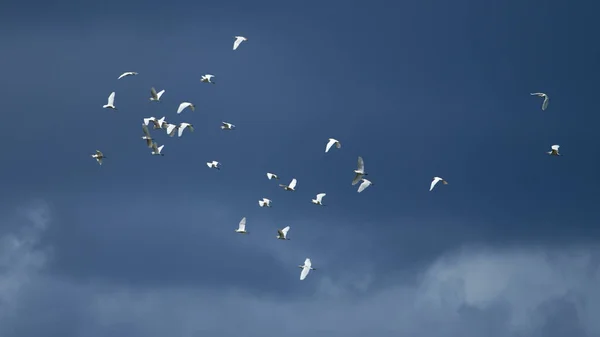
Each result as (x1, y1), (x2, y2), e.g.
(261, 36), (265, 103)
(316, 193), (326, 202)
(358, 179), (371, 193)
(430, 179), (438, 192)
(238, 217), (247, 231)
(325, 138), (336, 153)
(288, 179), (297, 189)
(352, 173), (363, 185)
(357, 156), (364, 171)
(107, 92), (115, 105)
(542, 96), (549, 110)
(281, 226), (290, 235)
(150, 87), (158, 98)
(141, 124), (151, 138)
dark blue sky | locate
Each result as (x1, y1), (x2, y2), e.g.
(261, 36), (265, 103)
(0, 1), (599, 336)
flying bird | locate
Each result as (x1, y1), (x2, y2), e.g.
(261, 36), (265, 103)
(221, 122), (235, 130)
(298, 258), (316, 281)
(91, 150), (106, 165)
(530, 92), (549, 111)
(177, 102), (195, 114)
(357, 179), (373, 193)
(165, 123), (178, 137)
(352, 156), (368, 185)
(141, 124), (153, 148)
(430, 177), (448, 191)
(547, 144), (561, 156)
(117, 71), (138, 79)
(150, 142), (165, 156)
(258, 198), (272, 207)
(207, 161), (221, 170)
(201, 74), (215, 84)
(177, 123), (194, 137)
(311, 193), (326, 206)
(325, 138), (341, 153)
(266, 172), (279, 180)
(279, 178), (297, 191)
(149, 87), (165, 102)
(235, 217), (248, 234)
(233, 36), (247, 50)
(144, 116), (167, 129)
(277, 226), (290, 240)
(102, 92), (116, 110)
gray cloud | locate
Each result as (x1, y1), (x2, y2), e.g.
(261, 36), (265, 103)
(1, 203), (599, 337)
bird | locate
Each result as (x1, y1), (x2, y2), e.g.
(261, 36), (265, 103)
(233, 36), (247, 50)
(276, 226), (290, 240)
(221, 122), (235, 130)
(279, 178), (297, 191)
(177, 102), (195, 114)
(141, 124), (153, 148)
(165, 123), (178, 137)
(430, 177), (448, 191)
(149, 87), (165, 102)
(258, 198), (272, 207)
(177, 123), (194, 137)
(352, 156), (368, 185)
(235, 217), (248, 234)
(298, 258), (316, 281)
(91, 150), (106, 165)
(530, 92), (549, 111)
(117, 71), (138, 80)
(150, 142), (165, 156)
(547, 144), (561, 156)
(325, 138), (341, 153)
(266, 172), (279, 180)
(201, 74), (215, 84)
(207, 161), (221, 170)
(357, 178), (373, 193)
(312, 193), (326, 206)
(143, 116), (167, 129)
(102, 92), (116, 110)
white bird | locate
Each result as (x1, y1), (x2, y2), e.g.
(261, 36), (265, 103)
(352, 156), (368, 185)
(201, 74), (215, 84)
(177, 102), (195, 114)
(312, 193), (326, 206)
(143, 116), (167, 129)
(207, 161), (221, 170)
(530, 92), (549, 111)
(141, 124), (153, 148)
(258, 198), (272, 207)
(235, 217), (248, 234)
(150, 142), (165, 156)
(430, 177), (448, 192)
(547, 144), (561, 156)
(357, 178), (373, 193)
(149, 87), (165, 101)
(102, 92), (116, 110)
(91, 150), (106, 165)
(279, 178), (297, 191)
(233, 36), (247, 50)
(277, 226), (290, 240)
(298, 258), (316, 280)
(266, 172), (279, 180)
(117, 71), (138, 80)
(165, 123), (178, 137)
(221, 122), (235, 130)
(177, 123), (194, 137)
(325, 138), (341, 153)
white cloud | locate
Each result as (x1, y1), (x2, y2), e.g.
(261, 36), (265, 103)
(0, 203), (599, 337)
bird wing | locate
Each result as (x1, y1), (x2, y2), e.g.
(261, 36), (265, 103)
(304, 258), (311, 268)
(551, 145), (560, 151)
(156, 90), (165, 99)
(289, 179), (297, 189)
(542, 96), (549, 110)
(151, 142), (158, 152)
(277, 229), (284, 237)
(107, 92), (115, 105)
(145, 138), (153, 148)
(141, 124), (151, 137)
(177, 102), (190, 114)
(316, 193), (326, 202)
(352, 173), (363, 185)
(206, 162), (213, 168)
(358, 179), (371, 193)
(95, 150), (103, 156)
(150, 87), (158, 98)
(267, 173), (274, 180)
(166, 124), (177, 136)
(281, 226), (290, 235)
(238, 217), (246, 231)
(530, 92), (544, 96)
(300, 267), (310, 280)
(259, 200), (265, 207)
(430, 178), (439, 191)
(143, 117), (154, 126)
(357, 156), (364, 171)
(233, 37), (243, 50)
(325, 138), (336, 153)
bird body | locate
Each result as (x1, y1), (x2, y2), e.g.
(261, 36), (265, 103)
(177, 123), (194, 137)
(530, 92), (549, 110)
(312, 193), (326, 205)
(298, 258), (316, 280)
(357, 179), (373, 193)
(150, 142), (165, 156)
(233, 36), (247, 50)
(266, 172), (279, 180)
(277, 226), (290, 240)
(430, 177), (448, 191)
(165, 123), (178, 137)
(325, 138), (341, 153)
(207, 161), (221, 170)
(117, 71), (138, 79)
(102, 92), (116, 109)
(279, 178), (297, 191)
(258, 198), (272, 207)
(149, 87), (165, 101)
(91, 150), (106, 165)
(352, 156), (368, 185)
(236, 217), (248, 234)
(201, 74), (215, 84)
(177, 102), (195, 114)
(144, 116), (167, 129)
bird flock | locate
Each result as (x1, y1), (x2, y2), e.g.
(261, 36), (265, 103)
(90, 36), (561, 281)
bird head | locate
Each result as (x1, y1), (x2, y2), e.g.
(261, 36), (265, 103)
(298, 265), (304, 269)
(311, 268), (316, 270)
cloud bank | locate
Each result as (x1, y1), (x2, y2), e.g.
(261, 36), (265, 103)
(0, 203), (598, 337)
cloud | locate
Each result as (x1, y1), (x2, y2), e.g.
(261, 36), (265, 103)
(1, 203), (599, 337)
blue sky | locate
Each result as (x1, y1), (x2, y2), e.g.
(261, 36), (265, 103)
(1, 0), (600, 336)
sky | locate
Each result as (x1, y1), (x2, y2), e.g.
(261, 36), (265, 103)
(1, 0), (600, 336)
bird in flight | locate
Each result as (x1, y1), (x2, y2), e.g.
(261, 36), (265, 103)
(102, 92), (116, 110)
(91, 150), (106, 165)
(298, 258), (316, 280)
(430, 177), (448, 191)
(530, 92), (549, 111)
(352, 156), (368, 185)
(233, 36), (247, 50)
(117, 71), (138, 80)
(325, 138), (341, 153)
